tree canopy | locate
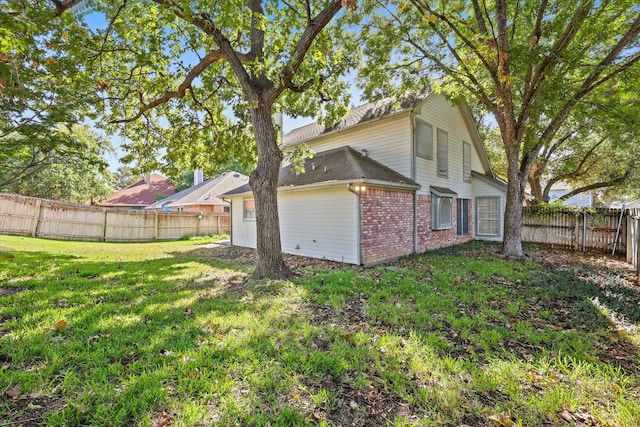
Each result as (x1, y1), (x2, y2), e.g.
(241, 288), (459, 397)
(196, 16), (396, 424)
(360, 0), (640, 255)
(44, 0), (359, 278)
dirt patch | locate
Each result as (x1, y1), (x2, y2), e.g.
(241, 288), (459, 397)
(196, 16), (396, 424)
(2, 395), (66, 427)
(0, 287), (24, 297)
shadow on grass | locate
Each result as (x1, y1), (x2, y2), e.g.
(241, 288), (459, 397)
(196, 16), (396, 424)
(1, 240), (639, 426)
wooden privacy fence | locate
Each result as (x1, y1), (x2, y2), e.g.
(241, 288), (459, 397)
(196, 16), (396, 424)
(628, 215), (640, 275)
(521, 206), (628, 255)
(0, 193), (230, 242)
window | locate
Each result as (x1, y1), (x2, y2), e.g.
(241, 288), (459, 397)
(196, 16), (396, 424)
(415, 119), (433, 159)
(223, 206), (230, 213)
(437, 129), (448, 177)
(463, 141), (471, 183)
(432, 196), (453, 230)
(243, 199), (255, 220)
(476, 197), (500, 236)
(457, 198), (470, 236)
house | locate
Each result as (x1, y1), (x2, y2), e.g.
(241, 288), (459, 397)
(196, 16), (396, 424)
(102, 173), (175, 210)
(223, 91), (507, 265)
(146, 171), (248, 213)
(548, 182), (593, 207)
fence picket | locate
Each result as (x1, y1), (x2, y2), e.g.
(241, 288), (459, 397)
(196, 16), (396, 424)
(0, 193), (229, 242)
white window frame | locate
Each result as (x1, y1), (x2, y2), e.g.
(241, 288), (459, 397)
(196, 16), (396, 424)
(476, 196), (500, 236)
(463, 141), (471, 183)
(437, 128), (448, 178)
(415, 118), (433, 160)
(432, 195), (453, 230)
(243, 199), (255, 221)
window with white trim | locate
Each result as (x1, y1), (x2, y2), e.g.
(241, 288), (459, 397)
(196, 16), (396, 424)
(432, 195), (453, 230)
(463, 141), (471, 183)
(243, 199), (255, 220)
(415, 119), (433, 159)
(476, 196), (500, 236)
(437, 129), (448, 178)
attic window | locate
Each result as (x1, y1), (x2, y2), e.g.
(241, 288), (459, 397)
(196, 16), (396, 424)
(463, 141), (471, 183)
(437, 129), (448, 178)
(415, 119), (433, 159)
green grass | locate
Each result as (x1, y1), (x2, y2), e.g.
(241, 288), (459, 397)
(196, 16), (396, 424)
(1, 236), (639, 426)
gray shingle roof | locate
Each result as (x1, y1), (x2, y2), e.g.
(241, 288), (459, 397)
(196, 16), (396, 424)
(282, 90), (431, 147)
(147, 171), (248, 209)
(223, 146), (419, 196)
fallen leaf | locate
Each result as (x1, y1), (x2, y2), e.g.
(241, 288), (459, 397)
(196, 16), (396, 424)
(6, 384), (21, 399)
(151, 411), (172, 427)
(55, 319), (68, 330)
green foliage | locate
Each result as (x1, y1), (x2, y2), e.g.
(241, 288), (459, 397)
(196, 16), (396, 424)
(113, 166), (139, 190)
(0, 1), (102, 190)
(0, 124), (115, 203)
(68, 0), (358, 175)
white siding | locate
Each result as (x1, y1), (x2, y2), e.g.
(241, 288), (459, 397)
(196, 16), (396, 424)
(471, 178), (507, 241)
(230, 187), (359, 264)
(293, 114), (413, 178)
(414, 94), (485, 199)
(230, 197), (257, 248)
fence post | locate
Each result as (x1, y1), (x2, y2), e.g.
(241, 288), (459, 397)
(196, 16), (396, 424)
(636, 218), (639, 276)
(582, 209), (587, 252)
(154, 212), (159, 240)
(627, 215), (633, 264)
(102, 208), (108, 241)
(217, 215), (221, 234)
(31, 198), (42, 237)
(574, 212), (579, 251)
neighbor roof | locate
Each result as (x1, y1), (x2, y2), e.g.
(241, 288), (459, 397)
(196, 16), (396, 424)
(224, 146), (420, 196)
(147, 171), (248, 209)
(282, 90), (430, 147)
(103, 173), (175, 207)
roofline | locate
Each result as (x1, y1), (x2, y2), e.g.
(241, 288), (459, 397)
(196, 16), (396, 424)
(226, 178), (421, 197)
(459, 100), (494, 177)
(169, 201), (227, 207)
(282, 110), (412, 150)
(471, 170), (507, 191)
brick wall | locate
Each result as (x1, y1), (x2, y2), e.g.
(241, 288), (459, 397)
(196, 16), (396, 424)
(416, 195), (473, 252)
(360, 189), (415, 264)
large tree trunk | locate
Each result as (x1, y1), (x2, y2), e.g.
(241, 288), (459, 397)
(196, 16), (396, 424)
(502, 142), (527, 257)
(248, 101), (292, 279)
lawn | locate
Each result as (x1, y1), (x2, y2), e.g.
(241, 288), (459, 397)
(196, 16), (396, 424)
(1, 235), (639, 426)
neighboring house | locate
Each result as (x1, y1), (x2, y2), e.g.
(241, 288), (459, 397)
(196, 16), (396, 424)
(224, 91), (507, 265)
(548, 183), (593, 207)
(147, 171), (248, 213)
(102, 173), (175, 210)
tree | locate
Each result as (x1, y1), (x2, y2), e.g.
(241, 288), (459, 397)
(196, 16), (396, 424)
(360, 0), (640, 256)
(113, 165), (139, 190)
(53, 0), (358, 278)
(482, 66), (640, 205)
(1, 0), (100, 189)
(2, 124), (115, 204)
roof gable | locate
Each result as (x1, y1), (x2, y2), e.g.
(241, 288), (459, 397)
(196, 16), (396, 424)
(105, 173), (175, 206)
(224, 146), (419, 196)
(148, 172), (249, 209)
(282, 90), (430, 147)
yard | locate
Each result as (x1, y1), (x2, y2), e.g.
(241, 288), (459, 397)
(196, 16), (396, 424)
(0, 235), (639, 426)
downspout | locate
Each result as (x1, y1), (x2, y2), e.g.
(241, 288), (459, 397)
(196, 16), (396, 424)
(221, 197), (232, 244)
(346, 184), (362, 265)
(410, 111), (418, 254)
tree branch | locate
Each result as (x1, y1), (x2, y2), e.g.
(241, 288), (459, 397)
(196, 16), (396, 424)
(273, 0), (344, 101)
(557, 169), (630, 201)
(111, 49), (225, 123)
